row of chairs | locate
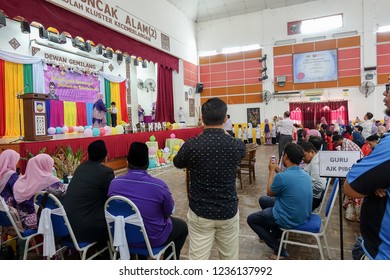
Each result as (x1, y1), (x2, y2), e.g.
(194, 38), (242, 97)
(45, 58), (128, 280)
(0, 194), (175, 260)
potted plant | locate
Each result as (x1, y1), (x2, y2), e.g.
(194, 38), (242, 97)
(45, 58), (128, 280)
(52, 145), (86, 179)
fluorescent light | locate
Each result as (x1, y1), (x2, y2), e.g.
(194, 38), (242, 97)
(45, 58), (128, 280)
(377, 25), (390, 33)
(221, 47), (241, 54)
(302, 36), (326, 42)
(275, 39), (296, 46)
(241, 44), (261, 51)
(332, 30), (358, 38)
(199, 50), (217, 57)
(301, 14), (343, 34)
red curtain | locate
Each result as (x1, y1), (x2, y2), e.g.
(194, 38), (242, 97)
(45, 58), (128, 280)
(76, 102), (87, 126)
(156, 65), (174, 123)
(119, 81), (129, 123)
(289, 101), (349, 128)
(0, 60), (5, 137)
(1, 0), (178, 71)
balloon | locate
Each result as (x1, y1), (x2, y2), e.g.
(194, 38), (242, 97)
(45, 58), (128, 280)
(173, 123), (179, 130)
(149, 147), (157, 156)
(68, 126), (74, 133)
(99, 127), (106, 136)
(55, 127), (63, 134)
(92, 128), (100, 137)
(78, 126), (84, 133)
(62, 125), (69, 133)
(159, 157), (166, 164)
(150, 135), (156, 142)
(148, 160), (156, 169)
(111, 127), (117, 135)
(47, 127), (56, 135)
(115, 125), (124, 134)
(163, 147), (170, 153)
(84, 128), (93, 137)
(105, 126), (112, 135)
(170, 133), (176, 138)
(157, 150), (163, 158)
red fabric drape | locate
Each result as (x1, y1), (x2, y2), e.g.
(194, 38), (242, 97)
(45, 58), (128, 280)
(119, 81), (128, 123)
(289, 101), (349, 128)
(0, 60), (5, 137)
(156, 65), (174, 123)
(2, 0), (179, 71)
(49, 100), (64, 127)
(76, 102), (87, 126)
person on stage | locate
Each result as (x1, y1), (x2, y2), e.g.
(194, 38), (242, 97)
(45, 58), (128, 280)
(109, 101), (118, 127)
(92, 93), (107, 128)
(138, 104), (145, 123)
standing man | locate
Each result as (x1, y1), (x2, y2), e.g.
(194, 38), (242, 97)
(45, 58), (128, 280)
(247, 143), (312, 259)
(173, 98), (245, 260)
(277, 111), (294, 161)
(223, 114), (234, 137)
(343, 82), (390, 259)
(178, 106), (185, 123)
(360, 112), (374, 139)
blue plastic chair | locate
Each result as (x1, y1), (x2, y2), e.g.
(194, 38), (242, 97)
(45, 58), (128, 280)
(34, 192), (108, 260)
(277, 178), (339, 260)
(0, 197), (42, 259)
(105, 195), (176, 260)
(312, 177), (332, 214)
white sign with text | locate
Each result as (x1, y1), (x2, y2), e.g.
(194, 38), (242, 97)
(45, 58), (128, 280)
(319, 151), (361, 178)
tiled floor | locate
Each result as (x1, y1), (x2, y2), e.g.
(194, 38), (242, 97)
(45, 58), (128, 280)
(143, 144), (361, 260)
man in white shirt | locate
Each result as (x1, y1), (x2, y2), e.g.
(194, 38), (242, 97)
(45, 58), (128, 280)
(178, 107), (185, 123)
(360, 112), (373, 139)
(276, 111), (294, 160)
(223, 114), (234, 136)
(298, 141), (327, 211)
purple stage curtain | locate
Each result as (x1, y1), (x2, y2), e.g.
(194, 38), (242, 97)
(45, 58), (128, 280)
(2, 0), (178, 71)
(156, 65), (174, 123)
(289, 101), (349, 128)
(49, 100), (64, 128)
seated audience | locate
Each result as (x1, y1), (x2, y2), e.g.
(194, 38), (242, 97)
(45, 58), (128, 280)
(247, 143), (312, 259)
(332, 134), (363, 156)
(62, 140), (114, 243)
(298, 141), (327, 211)
(0, 150), (20, 207)
(352, 125), (365, 148)
(13, 154), (66, 229)
(109, 142), (188, 259)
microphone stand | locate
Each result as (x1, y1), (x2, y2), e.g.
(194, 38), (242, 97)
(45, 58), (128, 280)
(10, 85), (28, 143)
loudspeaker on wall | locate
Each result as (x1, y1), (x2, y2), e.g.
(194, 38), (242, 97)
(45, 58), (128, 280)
(195, 82), (204, 94)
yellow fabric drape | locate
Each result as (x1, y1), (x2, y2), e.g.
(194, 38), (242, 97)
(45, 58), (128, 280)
(110, 82), (122, 123)
(63, 101), (77, 127)
(5, 62), (24, 137)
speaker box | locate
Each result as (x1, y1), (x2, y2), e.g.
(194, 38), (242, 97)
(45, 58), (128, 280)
(39, 26), (48, 39)
(195, 82), (204, 94)
(0, 13), (6, 27)
(96, 44), (103, 55)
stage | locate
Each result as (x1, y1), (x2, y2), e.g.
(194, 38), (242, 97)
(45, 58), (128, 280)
(0, 127), (203, 172)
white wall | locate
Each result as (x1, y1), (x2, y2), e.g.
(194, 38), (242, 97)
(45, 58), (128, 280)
(196, 0), (390, 124)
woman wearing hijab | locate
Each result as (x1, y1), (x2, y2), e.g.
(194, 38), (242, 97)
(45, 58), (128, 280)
(0, 150), (20, 207)
(92, 93), (108, 128)
(13, 154), (66, 230)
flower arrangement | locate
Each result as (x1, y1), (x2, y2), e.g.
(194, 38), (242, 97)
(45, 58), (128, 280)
(52, 145), (86, 178)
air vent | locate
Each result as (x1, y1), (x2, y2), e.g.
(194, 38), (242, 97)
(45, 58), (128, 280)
(304, 89), (324, 97)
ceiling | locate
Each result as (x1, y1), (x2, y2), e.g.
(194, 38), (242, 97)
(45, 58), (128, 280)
(167, 0), (318, 23)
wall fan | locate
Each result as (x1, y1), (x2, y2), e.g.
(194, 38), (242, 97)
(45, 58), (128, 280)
(144, 78), (156, 92)
(262, 90), (272, 105)
(359, 81), (375, 98)
(137, 79), (144, 90)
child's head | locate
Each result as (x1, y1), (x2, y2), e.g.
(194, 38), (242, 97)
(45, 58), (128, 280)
(111, 102), (116, 107)
(238, 124), (242, 128)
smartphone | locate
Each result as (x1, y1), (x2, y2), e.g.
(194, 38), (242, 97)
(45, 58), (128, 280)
(271, 155), (276, 163)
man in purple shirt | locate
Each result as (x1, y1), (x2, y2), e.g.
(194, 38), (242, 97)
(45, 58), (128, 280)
(108, 142), (187, 259)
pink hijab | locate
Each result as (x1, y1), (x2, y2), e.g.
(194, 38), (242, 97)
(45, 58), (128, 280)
(0, 150), (20, 193)
(13, 154), (60, 203)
